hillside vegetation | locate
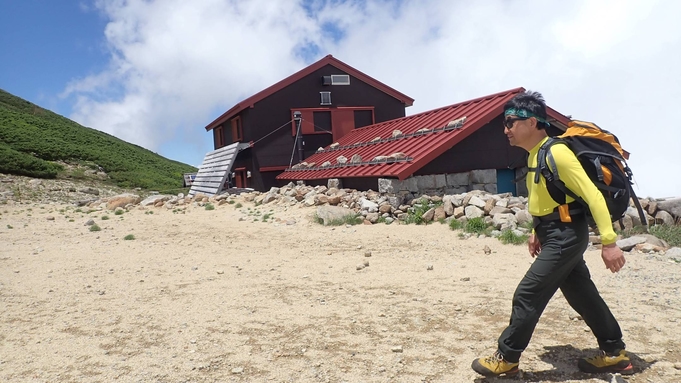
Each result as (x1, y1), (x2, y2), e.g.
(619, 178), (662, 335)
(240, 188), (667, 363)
(0, 89), (197, 191)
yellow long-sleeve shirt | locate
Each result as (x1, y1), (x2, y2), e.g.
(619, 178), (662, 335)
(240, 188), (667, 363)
(527, 137), (617, 245)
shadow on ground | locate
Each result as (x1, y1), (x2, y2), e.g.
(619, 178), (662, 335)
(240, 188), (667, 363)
(474, 344), (655, 382)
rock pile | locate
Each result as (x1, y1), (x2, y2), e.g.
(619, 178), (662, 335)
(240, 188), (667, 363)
(2, 173), (679, 255)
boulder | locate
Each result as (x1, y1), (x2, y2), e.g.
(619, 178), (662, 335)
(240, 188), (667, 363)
(360, 198), (378, 211)
(513, 210), (531, 226)
(443, 195), (454, 216)
(106, 194), (140, 210)
(328, 195), (341, 206)
(492, 213), (518, 230)
(379, 203), (392, 214)
(616, 236), (647, 252)
(483, 198), (496, 215)
(366, 212), (380, 223)
(465, 205), (484, 219)
(489, 206), (512, 217)
(655, 210), (676, 226)
(140, 195), (169, 206)
(422, 208), (436, 222)
(316, 206), (357, 225)
(658, 198), (681, 218)
(665, 247), (681, 262)
(434, 206), (446, 221)
(468, 196), (486, 209)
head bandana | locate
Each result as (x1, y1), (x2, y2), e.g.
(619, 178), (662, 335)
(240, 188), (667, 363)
(504, 108), (550, 127)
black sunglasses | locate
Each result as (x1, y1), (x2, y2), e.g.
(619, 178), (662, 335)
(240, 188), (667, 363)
(503, 117), (530, 129)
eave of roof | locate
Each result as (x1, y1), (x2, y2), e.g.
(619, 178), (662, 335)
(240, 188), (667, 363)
(205, 55), (415, 131)
(276, 87), (570, 181)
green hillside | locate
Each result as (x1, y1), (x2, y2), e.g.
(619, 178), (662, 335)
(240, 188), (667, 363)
(0, 89), (197, 191)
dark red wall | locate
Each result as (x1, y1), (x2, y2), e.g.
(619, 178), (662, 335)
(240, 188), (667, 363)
(219, 64), (408, 191)
(415, 115), (527, 175)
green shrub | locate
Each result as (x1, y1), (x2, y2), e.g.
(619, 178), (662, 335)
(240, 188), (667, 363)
(235, 203), (242, 208)
(650, 223), (681, 248)
(6, 224), (13, 229)
(519, 220), (534, 231)
(315, 213), (363, 226)
(228, 200), (235, 204)
(0, 89), (197, 189)
(403, 203), (432, 225)
(449, 219), (463, 231)
(89, 224), (101, 232)
(101, 215), (109, 220)
(0, 143), (63, 178)
(123, 234), (135, 240)
(205, 203), (215, 211)
(499, 229), (529, 245)
(464, 217), (488, 235)
(114, 210), (124, 216)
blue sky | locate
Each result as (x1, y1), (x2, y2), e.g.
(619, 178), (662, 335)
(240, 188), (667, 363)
(1, 0), (680, 197)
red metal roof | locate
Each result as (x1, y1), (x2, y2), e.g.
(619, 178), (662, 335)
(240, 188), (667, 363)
(205, 55), (415, 131)
(276, 87), (570, 181)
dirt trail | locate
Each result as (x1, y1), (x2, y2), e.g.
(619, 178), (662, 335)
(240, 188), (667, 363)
(1, 201), (679, 382)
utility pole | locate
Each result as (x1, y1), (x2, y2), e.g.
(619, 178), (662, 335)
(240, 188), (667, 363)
(293, 111), (304, 163)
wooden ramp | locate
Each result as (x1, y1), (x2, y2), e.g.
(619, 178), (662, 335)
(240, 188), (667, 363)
(188, 142), (251, 197)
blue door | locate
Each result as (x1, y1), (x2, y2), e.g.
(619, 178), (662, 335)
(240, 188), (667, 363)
(497, 168), (516, 195)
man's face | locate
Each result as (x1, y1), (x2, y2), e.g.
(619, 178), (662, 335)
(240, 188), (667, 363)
(504, 115), (535, 147)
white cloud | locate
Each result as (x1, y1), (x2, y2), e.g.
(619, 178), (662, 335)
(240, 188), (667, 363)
(64, 0), (681, 197)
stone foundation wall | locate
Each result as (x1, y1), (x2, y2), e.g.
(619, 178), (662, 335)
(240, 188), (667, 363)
(378, 169), (498, 196)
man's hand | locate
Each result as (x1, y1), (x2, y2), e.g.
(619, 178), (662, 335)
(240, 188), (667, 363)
(528, 234), (541, 258)
(601, 243), (626, 273)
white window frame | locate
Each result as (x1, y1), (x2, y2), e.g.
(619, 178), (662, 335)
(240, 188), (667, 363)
(330, 74), (350, 85)
(320, 91), (332, 105)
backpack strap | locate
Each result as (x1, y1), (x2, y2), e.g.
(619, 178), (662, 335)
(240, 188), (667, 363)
(536, 138), (582, 206)
(623, 165), (649, 231)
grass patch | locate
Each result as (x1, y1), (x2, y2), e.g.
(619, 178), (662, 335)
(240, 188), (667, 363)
(227, 200), (235, 204)
(204, 203), (215, 211)
(123, 234), (135, 240)
(114, 209), (124, 215)
(6, 224), (13, 229)
(101, 215), (109, 220)
(315, 213), (363, 226)
(89, 224), (101, 232)
(650, 223), (681, 248)
(519, 220), (534, 231)
(404, 198), (442, 225)
(464, 217), (489, 235)
(145, 210), (154, 215)
(449, 219), (463, 231)
(499, 229), (529, 245)
(235, 202), (243, 209)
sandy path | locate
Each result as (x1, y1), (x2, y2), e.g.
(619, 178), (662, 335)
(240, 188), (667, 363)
(1, 201), (680, 382)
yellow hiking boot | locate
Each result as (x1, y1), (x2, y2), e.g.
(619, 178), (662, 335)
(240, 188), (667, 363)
(577, 350), (634, 375)
(471, 351), (519, 377)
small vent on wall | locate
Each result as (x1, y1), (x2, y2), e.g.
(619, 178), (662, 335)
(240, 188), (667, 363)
(320, 91), (331, 105)
(330, 74), (350, 85)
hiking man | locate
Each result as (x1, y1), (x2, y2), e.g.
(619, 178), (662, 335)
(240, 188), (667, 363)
(471, 91), (633, 377)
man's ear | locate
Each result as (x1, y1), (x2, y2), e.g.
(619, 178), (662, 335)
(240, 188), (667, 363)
(530, 117), (539, 130)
